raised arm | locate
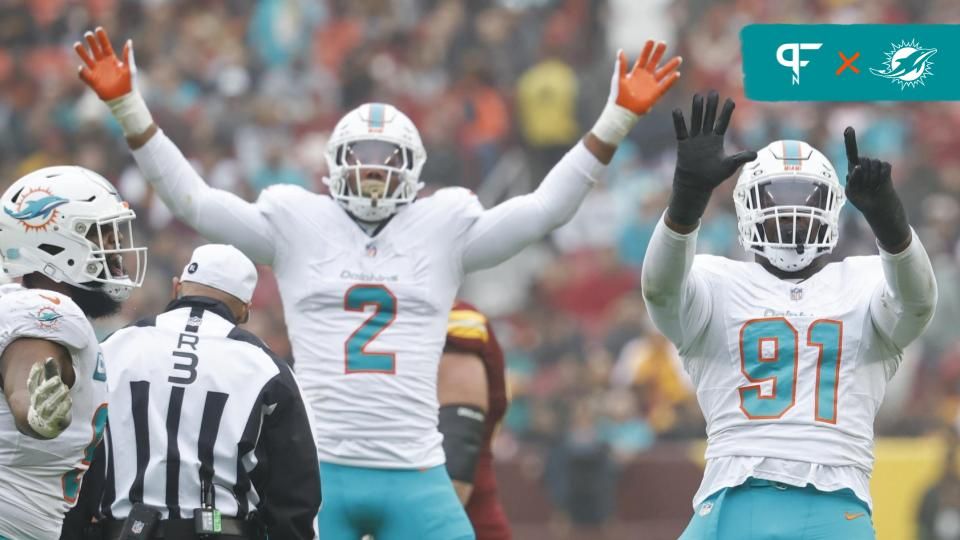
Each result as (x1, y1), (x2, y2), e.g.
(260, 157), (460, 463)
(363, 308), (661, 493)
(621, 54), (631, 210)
(462, 41), (682, 272)
(843, 128), (937, 352)
(641, 92), (756, 349)
(74, 27), (275, 264)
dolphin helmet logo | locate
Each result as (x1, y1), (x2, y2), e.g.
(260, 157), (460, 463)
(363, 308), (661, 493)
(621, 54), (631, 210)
(870, 39), (937, 89)
(4, 187), (69, 232)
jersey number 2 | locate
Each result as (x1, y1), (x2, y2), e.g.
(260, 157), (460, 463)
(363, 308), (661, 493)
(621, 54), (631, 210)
(344, 285), (397, 374)
(739, 318), (842, 423)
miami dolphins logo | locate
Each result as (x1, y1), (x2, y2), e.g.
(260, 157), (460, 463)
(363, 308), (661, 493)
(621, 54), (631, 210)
(34, 306), (63, 328)
(4, 187), (69, 232)
(870, 39), (937, 90)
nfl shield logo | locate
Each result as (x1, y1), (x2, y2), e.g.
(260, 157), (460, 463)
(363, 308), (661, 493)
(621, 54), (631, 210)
(790, 287), (803, 301)
(132, 521), (144, 534)
(699, 502), (714, 516)
(366, 244), (377, 257)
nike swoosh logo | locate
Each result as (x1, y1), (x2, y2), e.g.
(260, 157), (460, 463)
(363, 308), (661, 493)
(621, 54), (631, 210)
(844, 512), (865, 521)
(39, 294), (61, 305)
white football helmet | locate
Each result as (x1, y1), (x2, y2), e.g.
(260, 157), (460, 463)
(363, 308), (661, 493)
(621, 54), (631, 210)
(324, 103), (426, 222)
(733, 140), (845, 272)
(0, 166), (147, 301)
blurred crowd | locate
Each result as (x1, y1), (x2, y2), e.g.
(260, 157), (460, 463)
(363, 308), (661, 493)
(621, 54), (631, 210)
(2, 0), (960, 533)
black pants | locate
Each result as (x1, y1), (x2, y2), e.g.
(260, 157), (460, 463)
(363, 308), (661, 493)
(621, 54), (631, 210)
(83, 518), (262, 540)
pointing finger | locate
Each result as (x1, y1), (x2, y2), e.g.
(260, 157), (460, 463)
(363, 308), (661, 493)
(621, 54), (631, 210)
(844, 126), (859, 169)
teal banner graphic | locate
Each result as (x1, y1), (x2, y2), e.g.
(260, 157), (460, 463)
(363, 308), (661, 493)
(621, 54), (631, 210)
(741, 24), (959, 101)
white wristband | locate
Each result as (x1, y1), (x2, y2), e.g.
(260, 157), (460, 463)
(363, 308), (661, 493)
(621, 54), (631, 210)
(106, 91), (154, 137)
(590, 102), (639, 146)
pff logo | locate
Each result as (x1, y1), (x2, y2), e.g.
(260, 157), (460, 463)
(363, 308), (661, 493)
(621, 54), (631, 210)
(776, 43), (823, 85)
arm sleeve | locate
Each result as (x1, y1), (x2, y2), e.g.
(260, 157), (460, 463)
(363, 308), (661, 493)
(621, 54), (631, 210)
(640, 216), (713, 352)
(130, 131), (276, 264)
(461, 142), (605, 272)
(870, 229), (938, 354)
(253, 364), (321, 540)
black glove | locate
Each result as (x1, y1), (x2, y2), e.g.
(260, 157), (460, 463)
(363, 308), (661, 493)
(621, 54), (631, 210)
(667, 91), (757, 227)
(843, 127), (910, 251)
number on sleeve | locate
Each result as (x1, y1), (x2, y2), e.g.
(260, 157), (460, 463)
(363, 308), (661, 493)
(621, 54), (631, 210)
(344, 285), (397, 374)
(738, 319), (844, 423)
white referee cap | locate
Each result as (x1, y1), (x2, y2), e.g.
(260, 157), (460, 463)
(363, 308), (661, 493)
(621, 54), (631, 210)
(180, 244), (258, 303)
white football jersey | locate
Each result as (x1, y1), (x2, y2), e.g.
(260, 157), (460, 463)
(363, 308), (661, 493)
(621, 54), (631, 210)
(680, 255), (898, 508)
(0, 285), (106, 540)
(257, 185), (483, 468)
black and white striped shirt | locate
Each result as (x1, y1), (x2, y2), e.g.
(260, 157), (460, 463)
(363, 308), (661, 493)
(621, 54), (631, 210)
(74, 297), (320, 539)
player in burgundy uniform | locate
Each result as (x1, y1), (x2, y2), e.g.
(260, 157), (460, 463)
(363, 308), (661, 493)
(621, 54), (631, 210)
(439, 301), (511, 540)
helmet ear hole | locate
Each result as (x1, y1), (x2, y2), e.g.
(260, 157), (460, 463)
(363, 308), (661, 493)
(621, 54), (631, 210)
(37, 244), (64, 256)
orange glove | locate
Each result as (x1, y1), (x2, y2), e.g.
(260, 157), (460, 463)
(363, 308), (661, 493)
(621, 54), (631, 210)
(75, 27), (153, 136)
(75, 27), (133, 101)
(592, 41), (682, 146)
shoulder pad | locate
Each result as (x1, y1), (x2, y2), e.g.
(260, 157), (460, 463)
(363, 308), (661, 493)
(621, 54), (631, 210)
(257, 183), (314, 204)
(0, 288), (91, 351)
(447, 307), (489, 344)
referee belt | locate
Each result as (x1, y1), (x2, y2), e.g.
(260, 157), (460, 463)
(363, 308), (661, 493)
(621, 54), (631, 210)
(100, 517), (260, 539)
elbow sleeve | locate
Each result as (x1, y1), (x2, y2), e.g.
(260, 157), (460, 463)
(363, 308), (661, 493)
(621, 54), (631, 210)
(439, 404), (486, 483)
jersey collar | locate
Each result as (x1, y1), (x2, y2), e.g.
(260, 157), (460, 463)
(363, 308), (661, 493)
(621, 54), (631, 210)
(164, 296), (237, 325)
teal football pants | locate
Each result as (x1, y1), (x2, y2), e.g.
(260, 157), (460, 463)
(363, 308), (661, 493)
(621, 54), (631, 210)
(317, 461), (475, 540)
(679, 477), (875, 540)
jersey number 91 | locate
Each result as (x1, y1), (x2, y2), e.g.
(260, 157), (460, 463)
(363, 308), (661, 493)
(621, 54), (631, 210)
(739, 318), (843, 423)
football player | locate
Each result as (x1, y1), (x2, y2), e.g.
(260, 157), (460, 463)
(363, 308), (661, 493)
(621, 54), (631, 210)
(75, 26), (680, 538)
(641, 91), (937, 539)
(0, 166), (146, 539)
(440, 302), (510, 540)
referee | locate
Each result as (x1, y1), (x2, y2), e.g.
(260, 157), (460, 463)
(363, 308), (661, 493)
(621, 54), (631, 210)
(70, 244), (320, 540)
